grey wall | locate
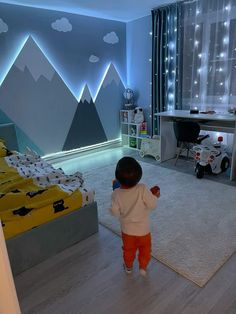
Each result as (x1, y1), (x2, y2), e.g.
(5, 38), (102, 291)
(126, 15), (152, 131)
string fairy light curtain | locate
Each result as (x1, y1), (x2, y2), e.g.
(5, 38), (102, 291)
(181, 0), (236, 112)
(152, 0), (236, 135)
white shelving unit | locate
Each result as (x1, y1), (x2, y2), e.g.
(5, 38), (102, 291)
(120, 110), (148, 150)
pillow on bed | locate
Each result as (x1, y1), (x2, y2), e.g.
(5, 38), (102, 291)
(24, 146), (40, 159)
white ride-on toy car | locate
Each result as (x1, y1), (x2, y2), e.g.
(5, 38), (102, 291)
(193, 136), (230, 179)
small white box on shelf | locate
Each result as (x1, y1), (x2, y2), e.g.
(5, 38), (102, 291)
(120, 110), (134, 123)
(129, 123), (139, 137)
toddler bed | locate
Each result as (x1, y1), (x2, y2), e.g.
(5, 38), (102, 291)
(0, 139), (98, 275)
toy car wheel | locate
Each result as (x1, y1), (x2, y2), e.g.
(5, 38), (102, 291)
(196, 164), (204, 179)
(139, 151), (145, 158)
(221, 157), (230, 172)
(205, 164), (212, 174)
(155, 155), (160, 161)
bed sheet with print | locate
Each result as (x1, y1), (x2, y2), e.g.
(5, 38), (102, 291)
(0, 152), (95, 239)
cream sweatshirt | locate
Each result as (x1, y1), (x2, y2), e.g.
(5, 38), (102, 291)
(109, 183), (158, 236)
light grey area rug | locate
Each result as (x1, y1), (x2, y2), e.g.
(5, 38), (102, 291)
(84, 161), (236, 287)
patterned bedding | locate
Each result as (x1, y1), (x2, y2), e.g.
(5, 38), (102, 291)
(0, 152), (95, 239)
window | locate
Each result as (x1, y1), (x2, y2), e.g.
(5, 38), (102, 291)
(180, 0), (236, 111)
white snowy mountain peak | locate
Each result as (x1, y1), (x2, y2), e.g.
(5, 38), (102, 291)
(80, 84), (92, 103)
(4, 37), (124, 101)
(14, 36), (55, 82)
(101, 63), (121, 88)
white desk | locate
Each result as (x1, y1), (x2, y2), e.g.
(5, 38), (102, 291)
(155, 110), (236, 181)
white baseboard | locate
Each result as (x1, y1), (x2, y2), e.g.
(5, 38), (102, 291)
(43, 138), (122, 164)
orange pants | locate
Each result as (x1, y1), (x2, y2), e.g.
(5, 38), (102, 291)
(122, 232), (151, 270)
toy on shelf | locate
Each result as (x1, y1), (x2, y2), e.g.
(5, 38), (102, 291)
(129, 137), (137, 148)
(134, 107), (144, 124)
(123, 88), (134, 110)
(193, 136), (230, 179)
(140, 122), (148, 136)
(130, 125), (137, 136)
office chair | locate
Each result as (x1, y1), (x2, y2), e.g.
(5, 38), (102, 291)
(173, 120), (209, 165)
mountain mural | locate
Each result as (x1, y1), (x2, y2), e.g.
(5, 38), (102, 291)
(95, 63), (125, 140)
(63, 84), (107, 150)
(0, 37), (125, 155)
(0, 108), (43, 155)
(0, 36), (78, 155)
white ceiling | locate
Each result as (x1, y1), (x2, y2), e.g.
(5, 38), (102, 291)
(0, 0), (177, 22)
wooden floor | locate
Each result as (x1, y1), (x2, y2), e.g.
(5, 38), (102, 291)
(14, 147), (236, 314)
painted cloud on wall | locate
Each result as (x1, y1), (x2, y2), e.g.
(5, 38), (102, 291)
(89, 55), (100, 63)
(0, 18), (8, 33)
(51, 17), (72, 32)
(103, 31), (119, 44)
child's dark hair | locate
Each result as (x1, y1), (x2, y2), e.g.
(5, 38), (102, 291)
(115, 156), (142, 187)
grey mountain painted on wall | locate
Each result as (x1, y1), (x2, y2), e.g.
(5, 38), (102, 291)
(63, 84), (107, 150)
(0, 108), (43, 155)
(95, 63), (125, 140)
(0, 36), (78, 155)
(0, 36), (125, 155)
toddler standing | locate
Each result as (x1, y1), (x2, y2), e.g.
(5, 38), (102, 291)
(109, 156), (160, 276)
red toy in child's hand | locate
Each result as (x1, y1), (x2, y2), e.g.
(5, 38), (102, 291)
(150, 185), (160, 195)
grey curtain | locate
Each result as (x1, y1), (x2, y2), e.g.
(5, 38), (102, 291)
(151, 3), (180, 135)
